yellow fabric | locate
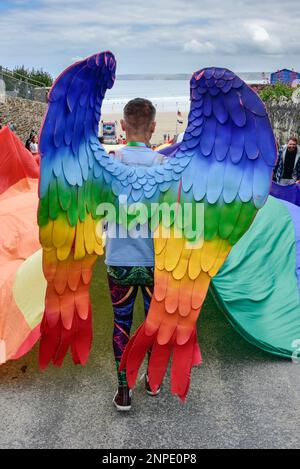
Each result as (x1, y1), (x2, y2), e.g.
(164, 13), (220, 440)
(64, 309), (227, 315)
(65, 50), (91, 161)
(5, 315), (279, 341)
(13, 249), (46, 330)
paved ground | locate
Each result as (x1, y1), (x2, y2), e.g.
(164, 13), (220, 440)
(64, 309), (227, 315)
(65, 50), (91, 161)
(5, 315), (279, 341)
(1, 260), (300, 449)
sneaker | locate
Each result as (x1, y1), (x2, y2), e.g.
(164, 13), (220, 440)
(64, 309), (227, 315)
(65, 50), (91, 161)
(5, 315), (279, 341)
(145, 374), (161, 396)
(113, 385), (132, 411)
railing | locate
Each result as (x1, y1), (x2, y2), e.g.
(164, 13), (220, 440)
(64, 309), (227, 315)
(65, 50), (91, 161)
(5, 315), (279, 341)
(0, 66), (48, 103)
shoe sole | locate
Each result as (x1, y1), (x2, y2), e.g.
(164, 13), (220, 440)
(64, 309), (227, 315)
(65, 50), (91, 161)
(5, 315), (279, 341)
(146, 388), (161, 396)
(113, 391), (132, 411)
(113, 400), (132, 411)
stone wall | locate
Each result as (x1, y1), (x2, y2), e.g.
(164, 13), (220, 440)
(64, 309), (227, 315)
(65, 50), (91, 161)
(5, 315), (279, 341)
(266, 97), (300, 145)
(0, 96), (46, 143)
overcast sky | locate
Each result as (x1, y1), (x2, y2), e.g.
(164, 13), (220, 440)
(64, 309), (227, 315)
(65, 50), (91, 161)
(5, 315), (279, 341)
(0, 0), (299, 78)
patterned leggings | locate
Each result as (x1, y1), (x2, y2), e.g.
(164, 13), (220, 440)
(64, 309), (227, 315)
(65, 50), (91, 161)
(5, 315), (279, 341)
(107, 266), (154, 386)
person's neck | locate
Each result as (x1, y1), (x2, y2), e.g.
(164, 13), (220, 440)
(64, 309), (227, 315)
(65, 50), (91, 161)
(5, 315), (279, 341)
(126, 134), (150, 146)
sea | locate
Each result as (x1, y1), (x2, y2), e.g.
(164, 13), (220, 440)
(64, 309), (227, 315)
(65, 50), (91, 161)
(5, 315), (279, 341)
(102, 72), (269, 113)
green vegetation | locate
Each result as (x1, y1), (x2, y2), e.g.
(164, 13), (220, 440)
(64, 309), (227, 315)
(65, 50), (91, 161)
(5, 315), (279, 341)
(12, 66), (53, 87)
(259, 82), (294, 102)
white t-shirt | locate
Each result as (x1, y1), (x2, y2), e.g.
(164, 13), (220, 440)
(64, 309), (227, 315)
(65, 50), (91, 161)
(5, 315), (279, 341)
(29, 142), (38, 154)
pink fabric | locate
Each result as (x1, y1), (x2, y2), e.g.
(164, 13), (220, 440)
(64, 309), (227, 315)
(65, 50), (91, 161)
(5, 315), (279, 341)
(0, 127), (41, 363)
(0, 178), (41, 361)
(0, 126), (39, 195)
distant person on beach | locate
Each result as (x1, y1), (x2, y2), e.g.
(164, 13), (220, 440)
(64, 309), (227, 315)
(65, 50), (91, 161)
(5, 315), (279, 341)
(273, 137), (300, 184)
(105, 98), (166, 411)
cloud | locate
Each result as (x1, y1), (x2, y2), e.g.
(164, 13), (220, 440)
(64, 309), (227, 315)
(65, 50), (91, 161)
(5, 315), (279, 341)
(0, 0), (299, 75)
(183, 40), (216, 54)
(247, 22), (282, 54)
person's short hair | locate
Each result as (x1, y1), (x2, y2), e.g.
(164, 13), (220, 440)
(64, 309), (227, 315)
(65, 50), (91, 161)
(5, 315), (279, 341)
(123, 98), (156, 132)
(289, 136), (298, 144)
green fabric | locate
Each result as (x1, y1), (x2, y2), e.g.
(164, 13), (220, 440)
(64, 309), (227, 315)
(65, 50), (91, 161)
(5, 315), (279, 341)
(212, 196), (300, 359)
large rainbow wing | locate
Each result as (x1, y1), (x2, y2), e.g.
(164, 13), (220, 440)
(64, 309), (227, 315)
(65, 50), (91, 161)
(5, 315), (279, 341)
(38, 52), (190, 368)
(38, 52), (116, 368)
(120, 68), (277, 400)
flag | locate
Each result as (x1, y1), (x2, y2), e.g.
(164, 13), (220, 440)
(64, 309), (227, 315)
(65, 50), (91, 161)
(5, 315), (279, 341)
(177, 110), (183, 125)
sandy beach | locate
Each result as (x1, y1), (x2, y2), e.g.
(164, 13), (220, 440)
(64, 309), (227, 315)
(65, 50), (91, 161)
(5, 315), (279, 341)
(101, 111), (189, 146)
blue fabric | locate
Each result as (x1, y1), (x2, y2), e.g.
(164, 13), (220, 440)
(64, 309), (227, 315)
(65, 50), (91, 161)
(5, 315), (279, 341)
(271, 181), (300, 207)
(105, 146), (162, 266)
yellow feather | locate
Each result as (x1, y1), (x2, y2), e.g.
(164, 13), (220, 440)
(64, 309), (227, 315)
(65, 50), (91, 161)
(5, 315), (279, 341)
(74, 220), (86, 260)
(39, 220), (54, 249)
(201, 238), (222, 272)
(94, 240), (104, 256)
(155, 248), (165, 270)
(154, 226), (168, 255)
(52, 213), (69, 248)
(208, 239), (231, 277)
(164, 235), (184, 272)
(172, 247), (191, 280)
(57, 225), (75, 261)
(84, 213), (95, 255)
(188, 248), (202, 280)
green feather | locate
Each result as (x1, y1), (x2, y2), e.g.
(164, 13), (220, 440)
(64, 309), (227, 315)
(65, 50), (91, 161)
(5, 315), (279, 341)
(219, 199), (242, 239)
(67, 187), (79, 226)
(37, 190), (49, 227)
(204, 201), (220, 240)
(49, 179), (60, 220)
(78, 184), (86, 222)
(85, 178), (93, 214)
(228, 202), (257, 245)
(57, 180), (72, 211)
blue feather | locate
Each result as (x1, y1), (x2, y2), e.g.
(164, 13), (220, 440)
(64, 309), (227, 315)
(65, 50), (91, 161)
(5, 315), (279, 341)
(208, 87), (220, 97)
(192, 108), (203, 118)
(204, 68), (215, 79)
(144, 186), (158, 199)
(191, 156), (209, 201)
(220, 81), (232, 94)
(223, 157), (243, 203)
(200, 118), (216, 156)
(86, 141), (95, 169)
(206, 156), (224, 204)
(212, 97), (229, 124)
(203, 94), (212, 117)
(239, 155), (254, 203)
(63, 152), (80, 186)
(252, 157), (271, 208)
(214, 121), (231, 161)
(182, 159), (196, 192)
(244, 110), (259, 160)
(214, 69), (225, 79)
(159, 181), (172, 192)
(256, 115), (277, 167)
(103, 170), (112, 185)
(78, 144), (89, 181)
(230, 126), (244, 164)
(52, 149), (63, 177)
(223, 91), (246, 127)
(241, 85), (267, 117)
